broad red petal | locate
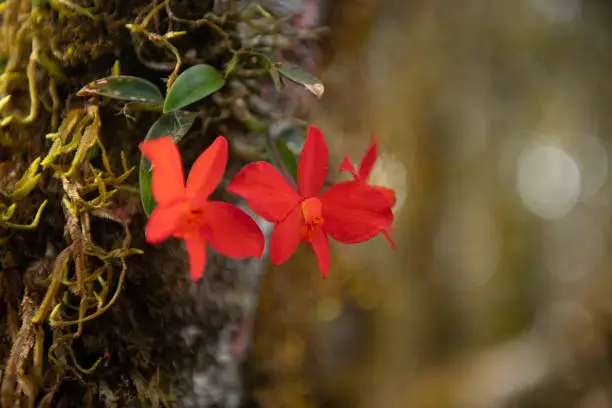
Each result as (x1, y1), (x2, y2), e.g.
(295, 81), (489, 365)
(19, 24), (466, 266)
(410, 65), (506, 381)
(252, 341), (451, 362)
(145, 201), (185, 244)
(183, 231), (207, 281)
(227, 161), (301, 222)
(339, 156), (360, 180)
(186, 136), (228, 206)
(201, 201), (264, 259)
(298, 125), (329, 197)
(269, 206), (302, 266)
(359, 135), (379, 181)
(373, 185), (397, 208)
(139, 137), (185, 205)
(320, 181), (393, 244)
(310, 228), (330, 278)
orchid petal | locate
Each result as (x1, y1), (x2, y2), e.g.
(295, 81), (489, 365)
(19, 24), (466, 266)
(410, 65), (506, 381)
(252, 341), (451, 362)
(339, 156), (360, 180)
(310, 228), (330, 278)
(269, 206), (302, 266)
(373, 185), (397, 208)
(139, 137), (186, 205)
(358, 135), (379, 180)
(145, 201), (185, 244)
(184, 231), (207, 281)
(186, 136), (228, 206)
(227, 161), (301, 222)
(202, 201), (265, 259)
(298, 125), (329, 197)
(381, 229), (396, 250)
(320, 181), (393, 244)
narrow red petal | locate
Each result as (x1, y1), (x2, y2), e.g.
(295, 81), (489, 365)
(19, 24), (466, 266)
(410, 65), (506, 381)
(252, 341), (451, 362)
(186, 136), (228, 206)
(139, 137), (185, 205)
(298, 125), (329, 197)
(381, 229), (396, 250)
(339, 156), (360, 180)
(310, 228), (330, 278)
(227, 161), (301, 222)
(201, 201), (265, 258)
(269, 206), (302, 266)
(358, 134), (379, 181)
(145, 202), (185, 244)
(320, 181), (393, 244)
(183, 232), (207, 281)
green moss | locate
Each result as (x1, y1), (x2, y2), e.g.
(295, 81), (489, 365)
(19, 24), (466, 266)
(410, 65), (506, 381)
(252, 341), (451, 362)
(0, 0), (317, 405)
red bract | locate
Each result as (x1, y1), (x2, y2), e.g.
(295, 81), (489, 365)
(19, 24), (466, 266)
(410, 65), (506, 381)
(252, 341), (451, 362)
(339, 135), (397, 249)
(227, 125), (393, 277)
(139, 136), (264, 281)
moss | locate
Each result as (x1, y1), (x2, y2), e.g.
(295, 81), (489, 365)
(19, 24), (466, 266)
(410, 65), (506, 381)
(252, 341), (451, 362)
(0, 0), (207, 405)
(0, 0), (320, 405)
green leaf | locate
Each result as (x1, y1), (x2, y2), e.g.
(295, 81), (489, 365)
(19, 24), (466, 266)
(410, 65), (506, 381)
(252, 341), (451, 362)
(77, 76), (164, 104)
(141, 111), (198, 170)
(278, 64), (325, 98)
(163, 64), (225, 113)
(265, 145), (281, 172)
(275, 138), (298, 181)
(139, 161), (156, 216)
(278, 126), (306, 156)
(255, 54), (282, 91)
(138, 111), (198, 216)
(265, 127), (302, 183)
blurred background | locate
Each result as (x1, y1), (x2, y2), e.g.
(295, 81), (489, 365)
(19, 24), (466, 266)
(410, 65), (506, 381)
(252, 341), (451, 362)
(245, 1), (612, 407)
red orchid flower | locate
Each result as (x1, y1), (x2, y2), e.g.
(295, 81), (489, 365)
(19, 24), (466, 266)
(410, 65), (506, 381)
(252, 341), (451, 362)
(339, 135), (397, 249)
(227, 125), (393, 278)
(139, 136), (264, 281)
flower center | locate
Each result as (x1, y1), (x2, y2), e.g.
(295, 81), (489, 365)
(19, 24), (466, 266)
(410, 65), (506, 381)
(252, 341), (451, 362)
(299, 197), (324, 243)
(175, 201), (206, 238)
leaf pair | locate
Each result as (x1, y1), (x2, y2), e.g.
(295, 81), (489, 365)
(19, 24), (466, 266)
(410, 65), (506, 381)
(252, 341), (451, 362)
(77, 58), (324, 111)
(77, 64), (225, 113)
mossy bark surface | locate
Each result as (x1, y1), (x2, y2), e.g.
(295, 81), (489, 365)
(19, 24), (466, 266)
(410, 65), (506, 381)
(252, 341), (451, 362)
(0, 1), (320, 406)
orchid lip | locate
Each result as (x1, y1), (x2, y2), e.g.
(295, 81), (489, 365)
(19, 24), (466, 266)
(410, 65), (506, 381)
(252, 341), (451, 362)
(173, 201), (206, 238)
(299, 197), (324, 243)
